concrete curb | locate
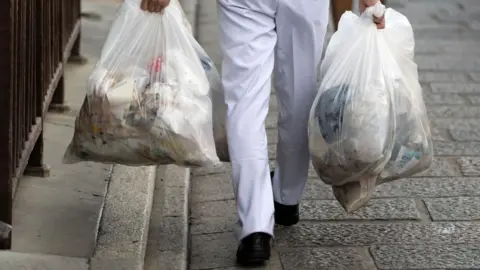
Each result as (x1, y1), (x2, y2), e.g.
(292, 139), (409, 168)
(89, 165), (156, 270)
(144, 165), (191, 270)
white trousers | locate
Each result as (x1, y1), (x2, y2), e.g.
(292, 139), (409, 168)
(218, 0), (329, 240)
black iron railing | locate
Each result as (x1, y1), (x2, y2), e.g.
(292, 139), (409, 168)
(0, 0), (82, 249)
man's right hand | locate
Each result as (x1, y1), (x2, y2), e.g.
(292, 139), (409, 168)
(141, 0), (170, 13)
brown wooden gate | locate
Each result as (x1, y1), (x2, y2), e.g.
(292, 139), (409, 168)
(0, 0), (82, 249)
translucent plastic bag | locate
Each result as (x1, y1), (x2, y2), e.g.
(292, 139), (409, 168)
(64, 0), (220, 167)
(190, 39), (230, 162)
(308, 3), (432, 212)
(0, 221), (11, 241)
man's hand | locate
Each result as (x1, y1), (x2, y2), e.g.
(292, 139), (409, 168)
(359, 0), (385, 29)
(141, 0), (170, 13)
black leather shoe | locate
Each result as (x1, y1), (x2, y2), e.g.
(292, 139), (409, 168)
(271, 171), (300, 226)
(236, 232), (271, 266)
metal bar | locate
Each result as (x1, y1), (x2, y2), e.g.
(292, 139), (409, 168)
(0, 0), (13, 250)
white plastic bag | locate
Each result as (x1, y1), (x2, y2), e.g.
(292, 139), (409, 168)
(64, 0), (220, 167)
(308, 3), (432, 212)
(0, 221), (11, 241)
(189, 39), (230, 162)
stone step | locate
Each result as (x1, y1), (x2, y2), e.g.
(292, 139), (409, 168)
(89, 165), (156, 270)
(144, 165), (191, 270)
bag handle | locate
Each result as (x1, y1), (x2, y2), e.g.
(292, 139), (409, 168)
(362, 1), (386, 19)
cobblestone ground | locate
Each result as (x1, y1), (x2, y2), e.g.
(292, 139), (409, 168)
(188, 0), (480, 269)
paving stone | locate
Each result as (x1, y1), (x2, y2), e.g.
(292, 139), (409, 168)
(269, 94), (279, 112)
(457, 157), (480, 176)
(304, 177), (480, 200)
(413, 23), (469, 32)
(193, 163), (231, 176)
(0, 252), (88, 270)
(424, 197), (480, 221)
(414, 40), (480, 54)
(428, 106), (480, 118)
(413, 29), (480, 41)
(416, 55), (480, 71)
(274, 222), (480, 247)
(374, 177), (480, 198)
(191, 200), (235, 219)
(278, 248), (368, 270)
(268, 146), (277, 159)
(415, 157), (460, 177)
(449, 127), (480, 141)
(430, 126), (448, 141)
(371, 244), (480, 270)
(470, 72), (480, 82)
(190, 233), (237, 270)
(308, 165), (323, 178)
(423, 93), (467, 105)
(419, 72), (470, 83)
(300, 198), (420, 221)
(267, 129), (278, 145)
(190, 233), (283, 269)
(266, 113), (278, 129)
(194, 160), (278, 177)
(191, 173), (234, 203)
(163, 186), (186, 217)
(430, 83), (480, 93)
(466, 95), (480, 104)
(147, 217), (185, 252)
(191, 215), (237, 235)
(432, 118), (480, 129)
(145, 251), (185, 270)
(203, 251), (284, 270)
(420, 82), (432, 93)
(434, 141), (480, 155)
(190, 200), (237, 234)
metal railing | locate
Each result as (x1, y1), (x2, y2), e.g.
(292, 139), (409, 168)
(0, 0), (82, 249)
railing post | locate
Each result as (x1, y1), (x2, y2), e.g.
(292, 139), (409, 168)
(68, 30), (87, 65)
(49, 75), (68, 112)
(68, 0), (87, 65)
(49, 0), (68, 113)
(25, 129), (50, 177)
(0, 0), (13, 250)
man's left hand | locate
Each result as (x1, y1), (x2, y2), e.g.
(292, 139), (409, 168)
(359, 0), (385, 29)
(141, 0), (170, 13)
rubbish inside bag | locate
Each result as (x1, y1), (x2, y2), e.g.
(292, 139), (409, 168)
(310, 80), (394, 187)
(314, 84), (349, 144)
(379, 109), (433, 183)
(308, 3), (433, 213)
(64, 1), (220, 167)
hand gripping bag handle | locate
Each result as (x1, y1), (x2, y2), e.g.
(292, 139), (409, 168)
(361, 2), (386, 21)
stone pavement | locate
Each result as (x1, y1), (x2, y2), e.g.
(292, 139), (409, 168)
(188, 0), (480, 269)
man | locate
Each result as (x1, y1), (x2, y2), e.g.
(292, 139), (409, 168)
(143, 0), (385, 266)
